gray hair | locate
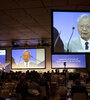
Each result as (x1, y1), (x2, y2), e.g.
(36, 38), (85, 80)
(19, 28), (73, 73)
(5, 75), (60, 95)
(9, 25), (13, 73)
(23, 50), (31, 55)
(77, 14), (90, 24)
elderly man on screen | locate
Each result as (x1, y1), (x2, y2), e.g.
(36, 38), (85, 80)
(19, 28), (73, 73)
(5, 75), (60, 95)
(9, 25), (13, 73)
(64, 14), (90, 52)
(18, 50), (36, 68)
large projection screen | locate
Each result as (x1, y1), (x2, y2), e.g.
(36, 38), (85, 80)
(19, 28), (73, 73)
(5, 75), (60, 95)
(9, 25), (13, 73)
(0, 50), (6, 69)
(52, 54), (86, 69)
(51, 10), (90, 53)
(12, 48), (45, 69)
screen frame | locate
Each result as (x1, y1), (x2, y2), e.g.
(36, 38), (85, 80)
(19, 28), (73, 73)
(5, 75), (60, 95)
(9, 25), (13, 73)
(11, 48), (46, 70)
(51, 9), (90, 54)
(51, 53), (87, 69)
(0, 49), (6, 69)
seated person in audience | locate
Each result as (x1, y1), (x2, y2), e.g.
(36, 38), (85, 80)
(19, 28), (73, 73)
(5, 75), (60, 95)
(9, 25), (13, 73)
(40, 77), (49, 95)
(18, 50), (37, 68)
(71, 79), (88, 95)
(16, 76), (29, 100)
(28, 78), (41, 96)
(51, 70), (54, 74)
(57, 86), (67, 100)
(49, 86), (67, 100)
(0, 97), (5, 100)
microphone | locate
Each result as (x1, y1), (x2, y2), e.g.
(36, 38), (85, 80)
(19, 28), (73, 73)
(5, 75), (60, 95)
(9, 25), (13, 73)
(31, 56), (41, 63)
(18, 56), (22, 64)
(67, 27), (75, 52)
(31, 56), (45, 67)
(54, 31), (61, 47)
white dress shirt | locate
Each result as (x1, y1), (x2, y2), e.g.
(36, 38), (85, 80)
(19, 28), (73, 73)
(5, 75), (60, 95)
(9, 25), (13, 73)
(24, 61), (30, 67)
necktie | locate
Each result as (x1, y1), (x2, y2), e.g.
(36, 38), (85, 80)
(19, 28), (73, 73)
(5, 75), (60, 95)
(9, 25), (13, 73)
(26, 63), (28, 67)
(85, 42), (89, 50)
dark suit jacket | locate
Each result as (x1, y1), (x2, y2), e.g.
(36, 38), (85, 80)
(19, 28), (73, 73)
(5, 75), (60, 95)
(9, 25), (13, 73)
(53, 27), (64, 53)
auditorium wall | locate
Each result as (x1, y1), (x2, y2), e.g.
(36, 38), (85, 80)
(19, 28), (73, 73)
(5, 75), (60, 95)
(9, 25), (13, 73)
(0, 47), (90, 73)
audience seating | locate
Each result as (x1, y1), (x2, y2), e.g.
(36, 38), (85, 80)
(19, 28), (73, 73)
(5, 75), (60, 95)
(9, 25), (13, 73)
(72, 93), (87, 100)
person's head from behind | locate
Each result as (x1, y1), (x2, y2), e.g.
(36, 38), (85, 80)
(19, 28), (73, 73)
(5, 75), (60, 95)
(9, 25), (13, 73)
(77, 14), (90, 41)
(75, 79), (80, 86)
(23, 50), (31, 62)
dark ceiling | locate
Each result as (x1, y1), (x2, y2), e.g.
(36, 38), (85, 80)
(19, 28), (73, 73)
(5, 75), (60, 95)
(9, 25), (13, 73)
(0, 0), (90, 46)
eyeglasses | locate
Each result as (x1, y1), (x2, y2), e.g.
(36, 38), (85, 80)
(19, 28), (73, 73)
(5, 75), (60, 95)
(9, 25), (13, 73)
(23, 55), (30, 57)
(79, 25), (90, 29)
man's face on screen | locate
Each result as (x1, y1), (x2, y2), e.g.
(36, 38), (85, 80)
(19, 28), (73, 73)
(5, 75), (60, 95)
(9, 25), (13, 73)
(77, 18), (90, 41)
(23, 51), (31, 62)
